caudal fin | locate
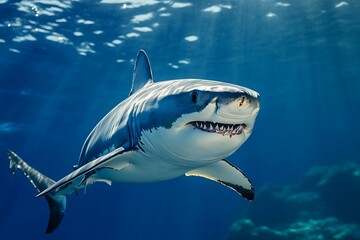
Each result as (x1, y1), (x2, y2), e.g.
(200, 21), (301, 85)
(6, 149), (66, 233)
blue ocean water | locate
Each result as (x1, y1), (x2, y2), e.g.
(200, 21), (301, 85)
(0, 0), (359, 239)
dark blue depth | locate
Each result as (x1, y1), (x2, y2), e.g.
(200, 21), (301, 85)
(0, 0), (359, 239)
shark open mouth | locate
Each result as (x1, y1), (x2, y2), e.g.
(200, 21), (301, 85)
(189, 121), (246, 138)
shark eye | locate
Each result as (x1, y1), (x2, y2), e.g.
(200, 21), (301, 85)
(191, 91), (198, 103)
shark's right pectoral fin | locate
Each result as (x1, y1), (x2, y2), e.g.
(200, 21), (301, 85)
(185, 160), (254, 200)
(37, 147), (129, 198)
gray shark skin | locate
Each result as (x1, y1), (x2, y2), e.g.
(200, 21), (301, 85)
(6, 50), (260, 233)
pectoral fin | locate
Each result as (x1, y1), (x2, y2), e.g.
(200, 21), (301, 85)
(36, 147), (128, 198)
(185, 160), (254, 200)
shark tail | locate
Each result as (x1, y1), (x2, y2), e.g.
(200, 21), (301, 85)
(6, 149), (66, 233)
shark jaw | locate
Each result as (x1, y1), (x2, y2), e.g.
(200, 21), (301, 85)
(188, 121), (246, 138)
(139, 96), (260, 164)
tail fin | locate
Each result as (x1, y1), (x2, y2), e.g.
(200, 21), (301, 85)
(6, 149), (66, 233)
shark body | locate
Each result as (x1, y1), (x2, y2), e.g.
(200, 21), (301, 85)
(7, 50), (260, 233)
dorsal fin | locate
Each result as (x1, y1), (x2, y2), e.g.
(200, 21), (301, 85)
(129, 49), (153, 96)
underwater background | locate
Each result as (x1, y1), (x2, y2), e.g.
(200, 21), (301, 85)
(1, 0), (359, 239)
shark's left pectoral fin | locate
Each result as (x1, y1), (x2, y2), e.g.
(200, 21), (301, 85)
(36, 147), (128, 198)
(185, 160), (254, 200)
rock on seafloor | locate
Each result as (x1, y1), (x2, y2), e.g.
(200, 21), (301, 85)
(226, 161), (360, 240)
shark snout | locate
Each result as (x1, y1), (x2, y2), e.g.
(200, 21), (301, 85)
(237, 94), (259, 111)
(216, 93), (260, 120)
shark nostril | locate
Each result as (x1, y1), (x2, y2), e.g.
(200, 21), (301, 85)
(239, 96), (246, 107)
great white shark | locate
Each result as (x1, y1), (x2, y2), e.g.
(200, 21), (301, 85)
(6, 50), (260, 233)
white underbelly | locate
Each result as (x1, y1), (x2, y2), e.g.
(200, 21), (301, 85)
(92, 151), (190, 183)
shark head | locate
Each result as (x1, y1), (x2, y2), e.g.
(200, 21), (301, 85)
(136, 81), (260, 164)
(130, 51), (260, 165)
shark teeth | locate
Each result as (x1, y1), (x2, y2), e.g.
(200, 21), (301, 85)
(190, 121), (246, 138)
